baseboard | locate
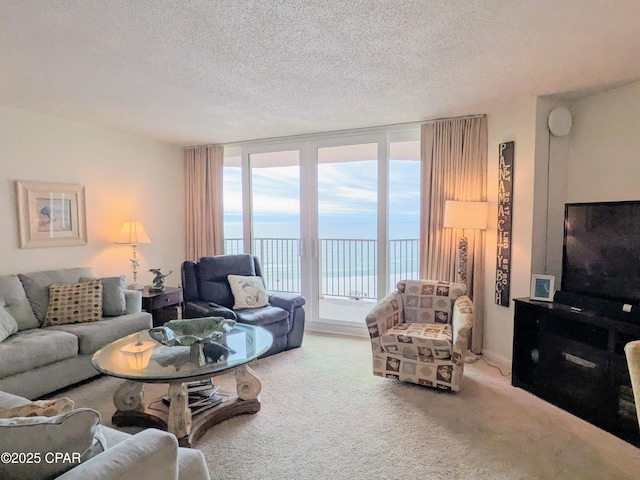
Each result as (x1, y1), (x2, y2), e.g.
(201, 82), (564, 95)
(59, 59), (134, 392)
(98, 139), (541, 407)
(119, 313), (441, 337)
(480, 349), (511, 368)
(305, 320), (369, 338)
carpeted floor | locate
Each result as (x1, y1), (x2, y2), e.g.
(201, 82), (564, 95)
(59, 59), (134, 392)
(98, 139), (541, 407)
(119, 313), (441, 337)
(58, 332), (640, 480)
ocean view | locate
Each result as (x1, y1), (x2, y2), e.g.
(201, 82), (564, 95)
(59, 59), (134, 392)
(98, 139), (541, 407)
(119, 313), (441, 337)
(224, 220), (419, 240)
(224, 220), (420, 298)
(221, 146), (422, 299)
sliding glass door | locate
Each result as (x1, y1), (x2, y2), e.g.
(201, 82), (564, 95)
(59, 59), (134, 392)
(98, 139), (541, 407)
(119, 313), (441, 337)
(317, 142), (379, 323)
(248, 149), (302, 293)
(222, 148), (243, 253)
(388, 140), (421, 287)
(222, 127), (421, 334)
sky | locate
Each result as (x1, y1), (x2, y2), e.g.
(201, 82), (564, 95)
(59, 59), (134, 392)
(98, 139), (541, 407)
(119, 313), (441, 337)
(223, 155), (421, 240)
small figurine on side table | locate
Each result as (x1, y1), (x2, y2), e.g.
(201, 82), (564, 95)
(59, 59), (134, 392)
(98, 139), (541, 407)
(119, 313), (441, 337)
(149, 268), (173, 292)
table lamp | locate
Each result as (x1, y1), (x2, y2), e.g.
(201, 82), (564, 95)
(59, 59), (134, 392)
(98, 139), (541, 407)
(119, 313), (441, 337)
(443, 200), (488, 285)
(114, 220), (151, 290)
(120, 340), (155, 370)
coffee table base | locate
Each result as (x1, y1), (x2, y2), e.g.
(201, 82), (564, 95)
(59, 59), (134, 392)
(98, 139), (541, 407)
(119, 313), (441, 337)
(110, 364), (262, 447)
(112, 391), (260, 447)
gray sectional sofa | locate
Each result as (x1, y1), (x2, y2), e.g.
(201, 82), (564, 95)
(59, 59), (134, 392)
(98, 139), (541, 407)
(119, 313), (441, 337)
(0, 267), (153, 399)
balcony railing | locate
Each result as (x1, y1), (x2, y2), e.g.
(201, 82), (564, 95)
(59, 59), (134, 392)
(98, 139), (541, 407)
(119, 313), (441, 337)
(224, 237), (419, 298)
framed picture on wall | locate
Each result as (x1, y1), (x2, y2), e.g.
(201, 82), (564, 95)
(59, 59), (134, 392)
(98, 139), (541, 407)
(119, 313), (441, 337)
(530, 274), (555, 302)
(16, 180), (87, 248)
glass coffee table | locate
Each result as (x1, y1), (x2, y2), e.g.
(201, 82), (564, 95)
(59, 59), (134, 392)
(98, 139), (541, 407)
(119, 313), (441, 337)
(92, 324), (273, 446)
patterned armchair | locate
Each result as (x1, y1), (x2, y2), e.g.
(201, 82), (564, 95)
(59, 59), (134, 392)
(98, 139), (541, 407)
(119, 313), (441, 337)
(365, 279), (475, 392)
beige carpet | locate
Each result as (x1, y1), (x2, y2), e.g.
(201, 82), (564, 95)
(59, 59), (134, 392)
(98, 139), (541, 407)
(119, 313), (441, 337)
(58, 332), (640, 480)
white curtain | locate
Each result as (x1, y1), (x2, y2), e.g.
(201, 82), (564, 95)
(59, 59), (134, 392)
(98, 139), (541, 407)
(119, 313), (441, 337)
(184, 145), (224, 261)
(419, 116), (487, 353)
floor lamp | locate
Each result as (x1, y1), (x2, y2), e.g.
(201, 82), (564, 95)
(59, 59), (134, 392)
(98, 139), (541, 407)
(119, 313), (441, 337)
(443, 201), (488, 285)
(114, 220), (151, 290)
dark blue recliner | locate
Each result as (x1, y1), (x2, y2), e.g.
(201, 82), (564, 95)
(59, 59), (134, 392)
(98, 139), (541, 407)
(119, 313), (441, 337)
(181, 254), (305, 358)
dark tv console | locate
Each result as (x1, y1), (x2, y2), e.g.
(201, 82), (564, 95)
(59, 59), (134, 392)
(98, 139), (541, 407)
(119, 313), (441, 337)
(513, 298), (640, 445)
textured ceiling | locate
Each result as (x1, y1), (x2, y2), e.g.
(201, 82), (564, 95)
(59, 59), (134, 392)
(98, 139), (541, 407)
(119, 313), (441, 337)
(2, 1), (640, 146)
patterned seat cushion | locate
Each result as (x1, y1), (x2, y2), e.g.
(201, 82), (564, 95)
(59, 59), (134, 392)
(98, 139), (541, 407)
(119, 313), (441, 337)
(398, 280), (466, 324)
(380, 322), (453, 360)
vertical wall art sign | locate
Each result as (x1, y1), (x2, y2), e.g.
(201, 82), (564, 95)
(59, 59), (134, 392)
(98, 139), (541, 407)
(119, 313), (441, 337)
(495, 141), (514, 306)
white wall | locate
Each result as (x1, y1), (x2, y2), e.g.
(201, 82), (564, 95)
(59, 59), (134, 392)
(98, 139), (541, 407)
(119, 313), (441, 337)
(533, 97), (571, 281)
(539, 81), (640, 292)
(0, 106), (185, 287)
(482, 82), (640, 363)
(482, 96), (538, 363)
(566, 82), (640, 202)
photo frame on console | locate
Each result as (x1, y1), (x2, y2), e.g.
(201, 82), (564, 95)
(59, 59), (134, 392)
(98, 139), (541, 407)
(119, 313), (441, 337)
(530, 274), (555, 302)
(16, 180), (87, 248)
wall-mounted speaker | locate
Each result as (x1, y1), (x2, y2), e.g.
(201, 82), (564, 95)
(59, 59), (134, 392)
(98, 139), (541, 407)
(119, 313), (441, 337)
(548, 107), (572, 137)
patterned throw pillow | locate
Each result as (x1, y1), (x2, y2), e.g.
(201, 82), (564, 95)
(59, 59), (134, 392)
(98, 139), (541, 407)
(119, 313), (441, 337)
(43, 280), (103, 326)
(227, 275), (270, 309)
(0, 397), (74, 418)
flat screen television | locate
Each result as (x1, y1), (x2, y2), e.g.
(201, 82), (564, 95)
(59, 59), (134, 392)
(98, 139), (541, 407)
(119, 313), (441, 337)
(562, 200), (640, 305)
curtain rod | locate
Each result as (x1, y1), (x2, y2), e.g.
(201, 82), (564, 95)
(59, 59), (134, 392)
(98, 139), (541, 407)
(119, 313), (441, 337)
(185, 113), (486, 149)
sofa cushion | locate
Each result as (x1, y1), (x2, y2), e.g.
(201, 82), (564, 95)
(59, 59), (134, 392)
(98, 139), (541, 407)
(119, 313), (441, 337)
(18, 268), (94, 324)
(0, 307), (18, 342)
(0, 408), (103, 480)
(0, 329), (79, 378)
(44, 280), (103, 326)
(47, 312), (153, 354)
(178, 447), (212, 480)
(80, 276), (127, 317)
(380, 322), (453, 359)
(0, 275), (39, 331)
(228, 274), (270, 309)
(54, 428), (182, 480)
(235, 305), (288, 330)
(397, 280), (467, 324)
(97, 423), (130, 448)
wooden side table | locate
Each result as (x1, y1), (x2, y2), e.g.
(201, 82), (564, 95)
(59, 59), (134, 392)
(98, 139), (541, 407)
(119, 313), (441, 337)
(141, 286), (183, 327)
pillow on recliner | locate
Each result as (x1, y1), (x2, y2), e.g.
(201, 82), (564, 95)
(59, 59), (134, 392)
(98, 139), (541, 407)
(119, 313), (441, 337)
(227, 275), (270, 309)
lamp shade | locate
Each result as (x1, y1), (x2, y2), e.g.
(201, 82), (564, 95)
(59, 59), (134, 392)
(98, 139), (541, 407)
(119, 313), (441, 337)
(443, 201), (488, 230)
(120, 340), (155, 370)
(114, 220), (151, 245)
